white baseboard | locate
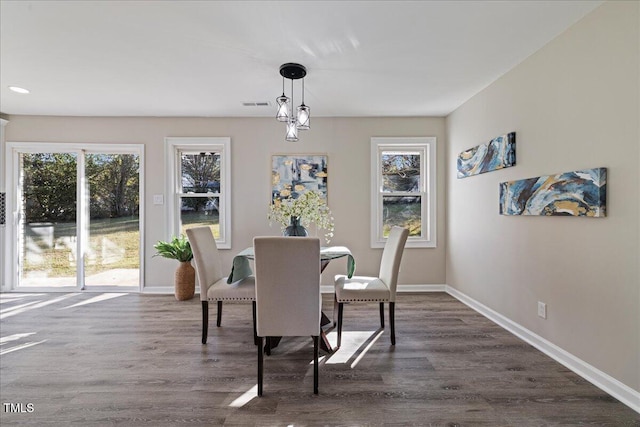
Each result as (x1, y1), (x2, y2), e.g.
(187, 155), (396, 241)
(320, 284), (446, 294)
(142, 286), (176, 295)
(398, 284), (447, 292)
(446, 285), (640, 414)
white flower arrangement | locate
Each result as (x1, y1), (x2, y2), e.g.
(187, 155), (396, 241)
(268, 191), (335, 243)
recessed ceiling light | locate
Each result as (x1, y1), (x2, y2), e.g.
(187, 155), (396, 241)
(9, 86), (30, 94)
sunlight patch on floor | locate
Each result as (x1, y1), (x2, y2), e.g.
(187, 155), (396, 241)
(0, 294), (45, 303)
(349, 329), (384, 368)
(324, 329), (384, 366)
(0, 300), (42, 315)
(61, 292), (128, 309)
(0, 332), (37, 344)
(0, 293), (79, 319)
(228, 384), (258, 407)
(0, 340), (47, 356)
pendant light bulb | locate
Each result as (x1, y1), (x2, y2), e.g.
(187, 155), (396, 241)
(276, 95), (290, 122)
(276, 77), (290, 122)
(296, 77), (310, 130)
(286, 117), (299, 142)
(296, 104), (310, 130)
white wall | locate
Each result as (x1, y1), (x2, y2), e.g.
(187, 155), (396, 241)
(446, 1), (639, 392)
(2, 115), (446, 289)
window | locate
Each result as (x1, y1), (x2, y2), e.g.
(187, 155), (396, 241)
(371, 137), (436, 248)
(165, 138), (231, 249)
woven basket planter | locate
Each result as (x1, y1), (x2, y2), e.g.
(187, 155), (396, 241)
(174, 261), (196, 301)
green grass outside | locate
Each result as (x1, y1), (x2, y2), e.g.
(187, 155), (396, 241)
(181, 211), (221, 239)
(23, 216), (140, 277)
(383, 201), (421, 237)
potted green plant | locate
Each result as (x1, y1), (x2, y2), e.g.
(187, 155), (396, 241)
(154, 235), (195, 301)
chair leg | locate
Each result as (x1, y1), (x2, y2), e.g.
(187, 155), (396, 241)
(257, 336), (263, 396)
(201, 301), (209, 344)
(390, 301), (396, 345)
(333, 295), (339, 327)
(265, 337), (271, 356)
(313, 335), (319, 395)
(337, 302), (344, 348)
(379, 302), (385, 328)
(216, 301), (223, 327)
(252, 301), (258, 345)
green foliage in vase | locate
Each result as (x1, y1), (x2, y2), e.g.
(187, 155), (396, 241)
(267, 191), (334, 243)
(153, 235), (193, 262)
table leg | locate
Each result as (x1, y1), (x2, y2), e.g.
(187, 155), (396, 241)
(264, 336), (282, 353)
(321, 311), (331, 327)
(320, 259), (334, 354)
(319, 330), (333, 354)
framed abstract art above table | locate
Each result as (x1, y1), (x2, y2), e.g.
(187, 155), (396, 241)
(271, 154), (328, 202)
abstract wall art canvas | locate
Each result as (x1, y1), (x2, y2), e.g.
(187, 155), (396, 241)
(271, 154), (328, 203)
(457, 132), (516, 178)
(499, 167), (606, 217)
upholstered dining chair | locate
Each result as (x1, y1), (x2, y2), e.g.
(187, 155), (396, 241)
(334, 226), (409, 347)
(253, 236), (321, 396)
(186, 227), (256, 345)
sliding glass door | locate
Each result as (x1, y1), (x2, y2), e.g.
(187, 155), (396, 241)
(84, 153), (140, 288)
(9, 144), (143, 291)
(19, 152), (78, 288)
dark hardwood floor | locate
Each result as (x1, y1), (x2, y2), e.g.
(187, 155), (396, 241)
(1, 292), (638, 426)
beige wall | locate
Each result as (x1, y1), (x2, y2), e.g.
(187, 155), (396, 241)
(446, 1), (639, 392)
(2, 115), (446, 288)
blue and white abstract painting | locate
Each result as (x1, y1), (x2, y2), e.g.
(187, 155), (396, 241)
(271, 154), (328, 203)
(457, 132), (516, 178)
(499, 167), (607, 217)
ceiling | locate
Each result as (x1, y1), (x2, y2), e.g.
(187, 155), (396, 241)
(0, 1), (602, 118)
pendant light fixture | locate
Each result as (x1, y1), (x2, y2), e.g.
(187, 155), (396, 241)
(285, 77), (298, 142)
(276, 63), (310, 141)
(296, 77), (310, 130)
(275, 76), (290, 122)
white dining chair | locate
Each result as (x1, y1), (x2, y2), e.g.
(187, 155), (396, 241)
(253, 236), (321, 396)
(334, 226), (409, 347)
(186, 227), (256, 345)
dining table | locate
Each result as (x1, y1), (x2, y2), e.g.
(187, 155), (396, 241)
(227, 245), (356, 354)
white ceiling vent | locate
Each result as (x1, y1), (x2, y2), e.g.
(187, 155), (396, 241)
(242, 101), (271, 107)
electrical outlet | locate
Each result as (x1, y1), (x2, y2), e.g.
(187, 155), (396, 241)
(537, 301), (547, 319)
(153, 194), (164, 205)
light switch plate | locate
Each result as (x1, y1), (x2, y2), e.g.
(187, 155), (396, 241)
(153, 194), (164, 205)
(537, 301), (547, 319)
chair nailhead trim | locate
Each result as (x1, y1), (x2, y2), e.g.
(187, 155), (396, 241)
(339, 298), (389, 302)
(208, 297), (255, 301)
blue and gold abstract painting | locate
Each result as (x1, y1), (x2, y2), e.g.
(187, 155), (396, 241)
(271, 154), (328, 203)
(457, 132), (516, 178)
(499, 167), (606, 217)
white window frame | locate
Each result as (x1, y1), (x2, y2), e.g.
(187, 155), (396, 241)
(165, 137), (232, 249)
(370, 137), (436, 248)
